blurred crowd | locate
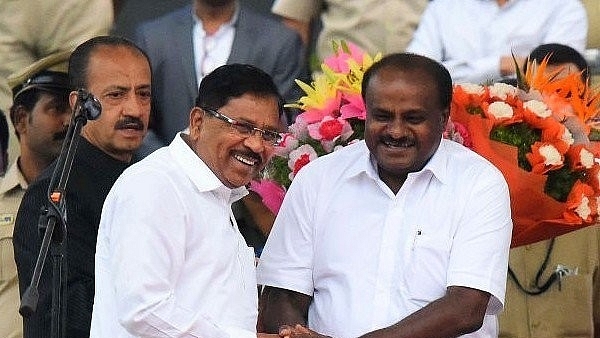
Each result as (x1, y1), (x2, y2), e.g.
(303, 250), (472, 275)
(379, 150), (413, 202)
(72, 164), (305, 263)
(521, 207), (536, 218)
(1, 1), (599, 338)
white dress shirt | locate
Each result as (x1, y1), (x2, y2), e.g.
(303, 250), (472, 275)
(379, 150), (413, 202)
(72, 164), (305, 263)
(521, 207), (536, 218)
(407, 0), (588, 83)
(257, 140), (513, 338)
(192, 6), (237, 84)
(91, 133), (257, 338)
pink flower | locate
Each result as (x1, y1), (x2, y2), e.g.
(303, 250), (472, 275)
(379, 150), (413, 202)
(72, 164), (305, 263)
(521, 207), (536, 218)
(323, 42), (365, 74)
(249, 179), (286, 215)
(287, 144), (318, 180)
(274, 133), (299, 157)
(339, 93), (367, 120)
(307, 116), (354, 152)
(297, 91), (343, 124)
(444, 121), (473, 149)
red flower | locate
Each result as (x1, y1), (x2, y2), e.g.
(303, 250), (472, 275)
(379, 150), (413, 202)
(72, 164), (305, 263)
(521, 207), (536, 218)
(318, 118), (344, 141)
(293, 154), (311, 175)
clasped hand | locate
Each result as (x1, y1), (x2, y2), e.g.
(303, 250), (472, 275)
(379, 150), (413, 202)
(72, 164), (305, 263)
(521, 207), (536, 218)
(258, 324), (332, 338)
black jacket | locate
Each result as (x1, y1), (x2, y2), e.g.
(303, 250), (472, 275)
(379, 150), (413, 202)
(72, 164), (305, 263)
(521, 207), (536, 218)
(13, 135), (129, 338)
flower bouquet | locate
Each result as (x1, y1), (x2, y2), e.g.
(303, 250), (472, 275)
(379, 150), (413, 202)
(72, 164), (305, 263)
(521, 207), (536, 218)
(251, 41), (600, 247)
(250, 41), (381, 215)
(451, 62), (600, 247)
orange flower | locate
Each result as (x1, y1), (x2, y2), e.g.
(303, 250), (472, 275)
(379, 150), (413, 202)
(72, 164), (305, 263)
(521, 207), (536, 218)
(563, 181), (597, 223)
(582, 164), (600, 192)
(526, 142), (564, 174)
(539, 119), (571, 153)
(525, 56), (600, 128)
(566, 144), (595, 171)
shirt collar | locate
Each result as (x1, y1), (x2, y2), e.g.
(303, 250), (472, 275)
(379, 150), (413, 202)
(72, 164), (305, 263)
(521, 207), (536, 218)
(0, 160), (28, 196)
(192, 1), (240, 32)
(346, 138), (451, 186)
(168, 132), (247, 204)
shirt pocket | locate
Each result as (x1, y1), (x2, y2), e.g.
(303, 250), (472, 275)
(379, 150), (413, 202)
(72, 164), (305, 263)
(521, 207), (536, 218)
(402, 234), (450, 304)
(0, 223), (17, 282)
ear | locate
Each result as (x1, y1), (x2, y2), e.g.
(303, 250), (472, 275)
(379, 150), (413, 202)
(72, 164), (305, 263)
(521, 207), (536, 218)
(12, 106), (29, 136)
(188, 107), (205, 139)
(440, 108), (450, 129)
(68, 91), (79, 111)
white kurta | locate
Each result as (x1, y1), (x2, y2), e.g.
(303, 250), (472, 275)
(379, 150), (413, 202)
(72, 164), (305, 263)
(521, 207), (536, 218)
(91, 133), (257, 338)
(407, 0), (588, 83)
(258, 140), (513, 338)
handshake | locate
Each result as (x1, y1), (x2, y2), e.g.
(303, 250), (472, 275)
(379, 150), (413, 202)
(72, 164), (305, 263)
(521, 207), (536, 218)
(259, 324), (331, 338)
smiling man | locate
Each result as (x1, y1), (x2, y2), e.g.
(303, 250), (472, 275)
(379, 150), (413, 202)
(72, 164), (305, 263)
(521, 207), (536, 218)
(13, 36), (151, 338)
(257, 53), (513, 338)
(90, 64), (282, 338)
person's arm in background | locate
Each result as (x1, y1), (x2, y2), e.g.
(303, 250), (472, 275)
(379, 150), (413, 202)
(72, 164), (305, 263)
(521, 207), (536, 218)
(271, 0), (321, 46)
(541, 0), (588, 55)
(406, 2), (502, 83)
(13, 178), (54, 338)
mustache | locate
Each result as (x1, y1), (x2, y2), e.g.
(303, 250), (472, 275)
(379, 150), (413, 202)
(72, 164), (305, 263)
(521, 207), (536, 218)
(115, 116), (145, 130)
(381, 135), (416, 147)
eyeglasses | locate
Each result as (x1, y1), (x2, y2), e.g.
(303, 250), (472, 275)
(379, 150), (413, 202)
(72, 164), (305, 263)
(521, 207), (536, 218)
(202, 107), (282, 146)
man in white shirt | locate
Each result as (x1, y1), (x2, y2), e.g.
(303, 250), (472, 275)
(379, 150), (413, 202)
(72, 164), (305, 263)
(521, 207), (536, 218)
(91, 64), (283, 338)
(407, 0), (588, 84)
(257, 53), (513, 338)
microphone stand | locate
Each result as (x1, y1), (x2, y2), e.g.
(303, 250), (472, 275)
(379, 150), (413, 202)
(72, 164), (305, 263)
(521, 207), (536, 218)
(19, 89), (101, 338)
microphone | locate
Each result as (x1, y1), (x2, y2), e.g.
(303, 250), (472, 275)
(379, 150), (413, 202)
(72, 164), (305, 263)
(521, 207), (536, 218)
(77, 89), (102, 120)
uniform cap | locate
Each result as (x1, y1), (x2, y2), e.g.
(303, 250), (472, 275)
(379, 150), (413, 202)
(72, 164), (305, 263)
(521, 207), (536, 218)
(8, 50), (72, 101)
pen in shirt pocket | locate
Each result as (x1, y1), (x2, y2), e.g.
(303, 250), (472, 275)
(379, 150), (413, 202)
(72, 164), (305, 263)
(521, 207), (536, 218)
(411, 229), (422, 250)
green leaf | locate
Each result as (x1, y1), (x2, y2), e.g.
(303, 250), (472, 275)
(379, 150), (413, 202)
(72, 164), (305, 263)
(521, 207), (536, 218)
(489, 123), (540, 171)
(544, 166), (581, 202)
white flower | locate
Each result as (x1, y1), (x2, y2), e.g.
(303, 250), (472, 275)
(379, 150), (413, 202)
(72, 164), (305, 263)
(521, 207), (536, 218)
(459, 83), (485, 95)
(489, 82), (518, 100)
(274, 134), (299, 157)
(488, 101), (514, 119)
(523, 100), (552, 118)
(562, 128), (575, 146)
(575, 196), (592, 220)
(579, 148), (595, 169)
(287, 144), (318, 180)
(539, 144), (563, 166)
(289, 117), (309, 139)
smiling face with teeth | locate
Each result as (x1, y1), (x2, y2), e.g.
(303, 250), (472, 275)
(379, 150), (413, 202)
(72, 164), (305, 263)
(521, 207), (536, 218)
(363, 66), (449, 194)
(188, 93), (281, 189)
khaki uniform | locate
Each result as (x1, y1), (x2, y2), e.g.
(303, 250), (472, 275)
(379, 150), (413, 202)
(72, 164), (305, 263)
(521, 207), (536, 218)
(271, 0), (428, 61)
(0, 161), (27, 338)
(0, 0), (113, 166)
(582, 0), (600, 49)
(499, 226), (600, 338)
(582, 0), (600, 86)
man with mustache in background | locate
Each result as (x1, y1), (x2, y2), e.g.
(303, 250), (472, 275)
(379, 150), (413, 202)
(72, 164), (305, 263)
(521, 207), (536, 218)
(0, 50), (72, 338)
(13, 35), (151, 338)
(90, 63), (283, 338)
